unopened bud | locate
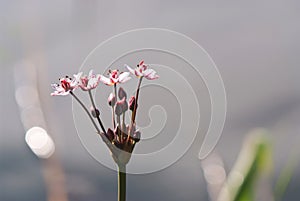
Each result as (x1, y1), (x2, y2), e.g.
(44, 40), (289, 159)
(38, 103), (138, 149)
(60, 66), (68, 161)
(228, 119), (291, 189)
(105, 128), (115, 142)
(115, 102), (123, 116)
(115, 98), (128, 116)
(129, 96), (136, 111)
(118, 87), (127, 99)
(132, 131), (141, 142)
(122, 98), (128, 112)
(108, 93), (116, 106)
(90, 107), (100, 118)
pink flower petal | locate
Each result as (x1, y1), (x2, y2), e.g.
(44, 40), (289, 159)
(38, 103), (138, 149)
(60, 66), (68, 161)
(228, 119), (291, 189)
(51, 90), (70, 96)
(73, 72), (83, 84)
(144, 69), (159, 80)
(147, 74), (159, 80)
(143, 69), (154, 77)
(88, 76), (100, 88)
(139, 60), (144, 66)
(51, 84), (70, 96)
(100, 75), (114, 85)
(88, 69), (94, 77)
(118, 72), (131, 83)
(119, 76), (131, 83)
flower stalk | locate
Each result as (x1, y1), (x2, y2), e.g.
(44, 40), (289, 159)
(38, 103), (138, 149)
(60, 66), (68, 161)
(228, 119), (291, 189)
(88, 90), (106, 135)
(70, 91), (100, 133)
(131, 77), (143, 124)
(51, 61), (158, 201)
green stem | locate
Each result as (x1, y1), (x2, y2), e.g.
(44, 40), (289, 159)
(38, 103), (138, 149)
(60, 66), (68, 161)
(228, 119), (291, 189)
(118, 165), (126, 201)
(88, 90), (106, 135)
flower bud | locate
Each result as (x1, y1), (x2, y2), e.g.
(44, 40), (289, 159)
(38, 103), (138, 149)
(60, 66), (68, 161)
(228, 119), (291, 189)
(90, 107), (100, 118)
(115, 98), (128, 116)
(105, 128), (115, 142)
(118, 87), (127, 99)
(132, 131), (141, 142)
(108, 93), (116, 106)
(115, 102), (123, 116)
(129, 96), (136, 111)
(122, 98), (128, 112)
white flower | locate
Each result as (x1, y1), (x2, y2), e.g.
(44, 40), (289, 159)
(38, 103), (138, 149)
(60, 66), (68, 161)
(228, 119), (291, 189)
(51, 74), (81, 96)
(125, 60), (159, 80)
(100, 69), (131, 86)
(75, 70), (101, 91)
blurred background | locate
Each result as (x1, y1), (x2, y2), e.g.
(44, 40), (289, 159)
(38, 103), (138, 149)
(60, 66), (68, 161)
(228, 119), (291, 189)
(1, 1), (300, 201)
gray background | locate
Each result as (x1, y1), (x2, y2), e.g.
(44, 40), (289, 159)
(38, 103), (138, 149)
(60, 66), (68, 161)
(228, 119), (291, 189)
(1, 1), (300, 201)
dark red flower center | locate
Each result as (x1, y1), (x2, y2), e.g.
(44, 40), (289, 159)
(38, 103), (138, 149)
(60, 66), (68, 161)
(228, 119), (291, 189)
(60, 79), (71, 91)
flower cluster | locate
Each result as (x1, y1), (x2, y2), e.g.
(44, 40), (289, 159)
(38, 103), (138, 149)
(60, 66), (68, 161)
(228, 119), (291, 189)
(51, 70), (102, 96)
(51, 61), (158, 166)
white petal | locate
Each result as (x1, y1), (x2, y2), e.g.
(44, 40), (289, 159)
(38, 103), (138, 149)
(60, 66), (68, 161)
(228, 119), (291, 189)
(125, 64), (136, 75)
(73, 72), (83, 81)
(135, 68), (143, 77)
(118, 72), (131, 83)
(119, 76), (131, 83)
(96, 74), (101, 81)
(143, 69), (154, 76)
(70, 81), (79, 88)
(144, 69), (159, 80)
(51, 84), (63, 92)
(51, 83), (59, 89)
(88, 69), (94, 77)
(72, 72), (83, 87)
(92, 74), (101, 85)
(88, 77), (99, 89)
(51, 90), (70, 96)
(51, 85), (69, 96)
(100, 75), (113, 85)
